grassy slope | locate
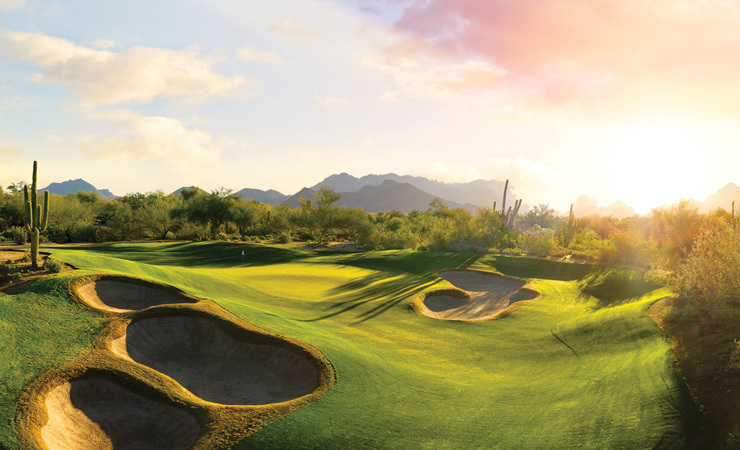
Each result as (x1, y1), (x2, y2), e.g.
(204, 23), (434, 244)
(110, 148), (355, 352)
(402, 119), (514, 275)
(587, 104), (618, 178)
(0, 273), (106, 447)
(22, 242), (698, 448)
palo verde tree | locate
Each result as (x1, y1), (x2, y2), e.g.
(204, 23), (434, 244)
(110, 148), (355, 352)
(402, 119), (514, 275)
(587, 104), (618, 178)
(23, 161), (50, 269)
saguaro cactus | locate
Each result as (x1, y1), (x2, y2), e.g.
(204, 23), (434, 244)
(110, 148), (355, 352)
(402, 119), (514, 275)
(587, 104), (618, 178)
(497, 179), (522, 230)
(562, 203), (577, 247)
(23, 161), (50, 269)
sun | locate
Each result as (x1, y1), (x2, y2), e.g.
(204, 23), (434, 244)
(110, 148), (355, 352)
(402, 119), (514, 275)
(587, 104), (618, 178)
(608, 124), (711, 214)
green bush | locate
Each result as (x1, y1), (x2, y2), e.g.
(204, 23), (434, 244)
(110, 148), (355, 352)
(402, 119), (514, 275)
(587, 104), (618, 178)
(43, 258), (64, 273)
(8, 226), (27, 245)
(676, 225), (740, 311)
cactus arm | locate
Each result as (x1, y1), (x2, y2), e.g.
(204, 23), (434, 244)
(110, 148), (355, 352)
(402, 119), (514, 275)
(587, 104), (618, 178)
(41, 191), (49, 230)
(24, 200), (32, 232)
(501, 179), (509, 215)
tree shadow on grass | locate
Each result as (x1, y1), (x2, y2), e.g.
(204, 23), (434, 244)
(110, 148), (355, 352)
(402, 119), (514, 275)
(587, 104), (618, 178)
(57, 242), (310, 268)
(300, 272), (437, 324)
(335, 251), (480, 276)
(577, 267), (659, 309)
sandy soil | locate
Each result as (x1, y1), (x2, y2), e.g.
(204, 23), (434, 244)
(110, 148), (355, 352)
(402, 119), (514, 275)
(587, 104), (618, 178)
(423, 270), (538, 320)
(0, 251), (26, 262)
(77, 279), (196, 312)
(42, 376), (200, 450)
(112, 315), (318, 405)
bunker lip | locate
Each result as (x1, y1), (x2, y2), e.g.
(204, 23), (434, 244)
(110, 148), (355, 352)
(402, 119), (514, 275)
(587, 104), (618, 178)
(42, 374), (200, 450)
(112, 312), (320, 405)
(77, 275), (198, 312)
(422, 269), (540, 321)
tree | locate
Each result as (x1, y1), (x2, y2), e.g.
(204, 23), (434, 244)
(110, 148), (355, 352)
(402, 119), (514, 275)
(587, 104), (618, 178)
(175, 188), (239, 239)
(48, 194), (96, 243)
(650, 200), (705, 269)
(142, 195), (181, 240)
(292, 187), (345, 243)
(676, 224), (740, 313)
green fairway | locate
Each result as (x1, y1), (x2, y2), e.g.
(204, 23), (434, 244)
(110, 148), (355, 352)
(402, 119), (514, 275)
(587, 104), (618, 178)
(1, 242), (699, 448)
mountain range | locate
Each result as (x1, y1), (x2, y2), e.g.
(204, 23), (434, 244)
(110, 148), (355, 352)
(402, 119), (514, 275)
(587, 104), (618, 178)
(39, 179), (117, 201)
(37, 175), (740, 217)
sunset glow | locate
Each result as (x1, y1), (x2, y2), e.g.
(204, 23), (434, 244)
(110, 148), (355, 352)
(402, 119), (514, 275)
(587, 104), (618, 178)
(609, 124), (712, 214)
(2, 1), (740, 212)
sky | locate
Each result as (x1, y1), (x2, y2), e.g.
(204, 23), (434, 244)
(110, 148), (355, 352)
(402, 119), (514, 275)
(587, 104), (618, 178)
(1, 0), (740, 213)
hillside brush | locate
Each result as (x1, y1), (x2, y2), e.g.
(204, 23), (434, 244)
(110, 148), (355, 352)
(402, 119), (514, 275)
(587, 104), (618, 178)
(22, 161), (50, 269)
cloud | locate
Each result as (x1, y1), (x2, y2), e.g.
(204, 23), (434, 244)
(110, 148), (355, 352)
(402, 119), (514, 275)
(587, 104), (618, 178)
(0, 0), (25, 11)
(51, 110), (224, 167)
(0, 144), (23, 160)
(237, 47), (285, 64)
(363, 53), (507, 102)
(268, 21), (314, 38)
(0, 31), (246, 105)
(0, 94), (37, 116)
(371, 0), (740, 117)
(314, 94), (348, 108)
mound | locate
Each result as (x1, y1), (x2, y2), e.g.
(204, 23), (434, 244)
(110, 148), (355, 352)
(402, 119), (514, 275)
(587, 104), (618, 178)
(112, 315), (318, 405)
(78, 279), (196, 312)
(423, 270), (538, 320)
(42, 376), (200, 450)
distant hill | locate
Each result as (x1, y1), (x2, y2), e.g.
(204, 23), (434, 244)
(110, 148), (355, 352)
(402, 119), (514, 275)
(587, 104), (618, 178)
(39, 178), (117, 200)
(310, 172), (515, 208)
(172, 186), (207, 197)
(284, 180), (476, 213)
(235, 188), (288, 205)
(282, 187), (319, 209)
(572, 196), (636, 219)
(703, 183), (740, 211)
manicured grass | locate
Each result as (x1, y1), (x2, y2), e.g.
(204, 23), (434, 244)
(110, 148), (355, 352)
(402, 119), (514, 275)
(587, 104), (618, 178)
(3, 242), (699, 448)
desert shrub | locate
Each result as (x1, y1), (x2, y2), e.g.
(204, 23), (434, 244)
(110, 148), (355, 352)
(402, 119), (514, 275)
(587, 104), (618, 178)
(43, 258), (64, 273)
(165, 231), (176, 240)
(274, 231), (292, 244)
(216, 232), (230, 241)
(728, 425), (740, 449)
(175, 222), (208, 241)
(676, 224), (740, 311)
(8, 226), (27, 245)
(73, 224), (107, 243)
(568, 229), (617, 262)
(8, 272), (22, 281)
(521, 225), (558, 257)
(502, 248), (523, 256)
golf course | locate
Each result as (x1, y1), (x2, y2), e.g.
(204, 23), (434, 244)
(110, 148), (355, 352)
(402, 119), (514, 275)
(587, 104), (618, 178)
(0, 241), (701, 448)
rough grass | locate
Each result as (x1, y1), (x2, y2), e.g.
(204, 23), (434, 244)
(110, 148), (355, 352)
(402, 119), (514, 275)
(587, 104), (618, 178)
(0, 273), (106, 447)
(1, 242), (700, 449)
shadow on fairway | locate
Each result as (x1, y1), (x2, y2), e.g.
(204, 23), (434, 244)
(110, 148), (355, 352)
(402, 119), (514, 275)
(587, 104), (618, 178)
(301, 272), (436, 324)
(57, 242), (310, 268)
(577, 267), (659, 309)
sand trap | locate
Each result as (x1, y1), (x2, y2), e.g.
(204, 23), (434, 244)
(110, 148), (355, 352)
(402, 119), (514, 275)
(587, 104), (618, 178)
(112, 315), (318, 405)
(42, 376), (200, 450)
(423, 270), (538, 320)
(78, 279), (196, 312)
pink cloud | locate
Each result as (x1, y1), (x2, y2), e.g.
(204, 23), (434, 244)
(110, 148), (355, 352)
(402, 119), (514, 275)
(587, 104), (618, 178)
(373, 0), (740, 117)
